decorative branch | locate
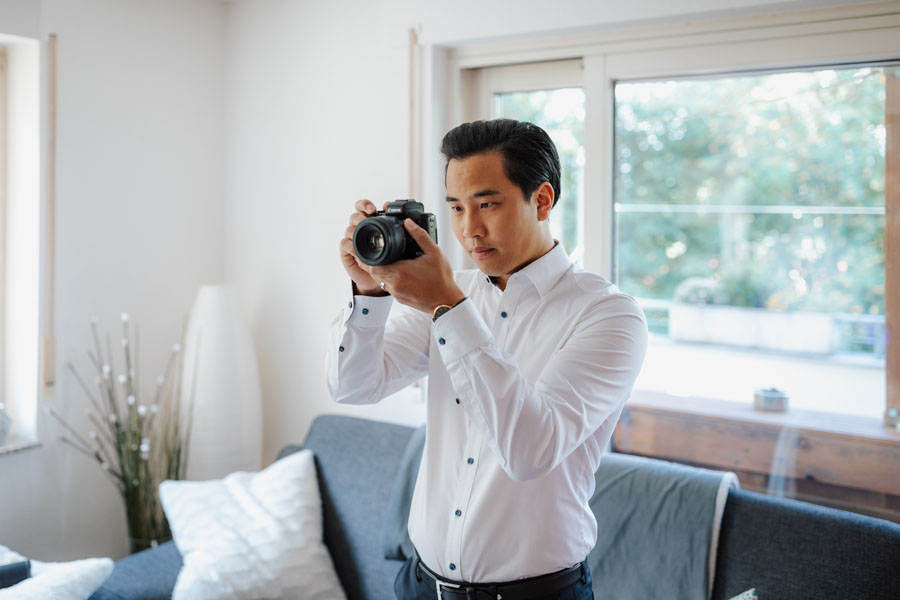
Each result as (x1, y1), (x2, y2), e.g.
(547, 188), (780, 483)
(50, 314), (194, 554)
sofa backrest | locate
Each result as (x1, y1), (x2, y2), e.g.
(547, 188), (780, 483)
(713, 487), (900, 600)
(293, 414), (413, 600)
(298, 414), (900, 600)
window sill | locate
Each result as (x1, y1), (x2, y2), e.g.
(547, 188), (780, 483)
(0, 435), (41, 457)
(615, 389), (900, 501)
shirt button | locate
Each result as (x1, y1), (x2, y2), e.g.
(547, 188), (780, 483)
(455, 509), (462, 517)
(348, 301), (352, 308)
(501, 311), (508, 318)
(362, 308), (369, 315)
(339, 346), (344, 352)
(455, 398), (460, 404)
(449, 563), (456, 571)
(467, 458), (474, 464)
(438, 338), (446, 345)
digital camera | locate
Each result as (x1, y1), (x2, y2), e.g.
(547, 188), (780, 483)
(352, 200), (438, 266)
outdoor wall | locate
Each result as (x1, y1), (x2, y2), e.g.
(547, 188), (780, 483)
(0, 0), (225, 560)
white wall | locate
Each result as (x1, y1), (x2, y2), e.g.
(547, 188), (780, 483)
(223, 0), (420, 466)
(0, 0), (225, 560)
(415, 0), (874, 44)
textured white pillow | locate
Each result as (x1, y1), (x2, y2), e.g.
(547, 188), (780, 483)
(159, 449), (346, 600)
(0, 543), (113, 600)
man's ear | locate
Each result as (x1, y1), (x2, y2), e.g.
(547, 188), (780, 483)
(532, 182), (554, 222)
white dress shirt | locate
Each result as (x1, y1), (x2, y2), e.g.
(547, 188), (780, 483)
(327, 243), (647, 583)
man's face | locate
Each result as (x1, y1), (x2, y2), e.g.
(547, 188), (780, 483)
(445, 151), (553, 284)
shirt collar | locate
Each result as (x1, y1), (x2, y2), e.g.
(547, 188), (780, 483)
(485, 242), (571, 297)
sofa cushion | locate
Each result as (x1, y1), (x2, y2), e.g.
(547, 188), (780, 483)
(158, 448), (345, 599)
(712, 489), (900, 600)
(0, 544), (113, 600)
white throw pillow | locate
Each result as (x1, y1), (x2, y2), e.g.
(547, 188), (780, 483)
(0, 544), (113, 600)
(159, 448), (346, 600)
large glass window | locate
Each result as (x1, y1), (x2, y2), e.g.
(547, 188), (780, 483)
(614, 65), (892, 419)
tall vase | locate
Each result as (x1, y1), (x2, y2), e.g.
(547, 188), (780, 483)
(180, 285), (263, 480)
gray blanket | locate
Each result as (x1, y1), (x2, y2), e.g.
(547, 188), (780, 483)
(382, 426), (737, 600)
(588, 453), (737, 600)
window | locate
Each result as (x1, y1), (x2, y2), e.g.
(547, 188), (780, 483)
(453, 4), (900, 522)
(0, 35), (42, 454)
(614, 65), (892, 420)
(495, 88), (586, 262)
(461, 59), (585, 262)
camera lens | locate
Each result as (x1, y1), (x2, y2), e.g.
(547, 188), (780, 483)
(353, 217), (406, 266)
(363, 230), (385, 254)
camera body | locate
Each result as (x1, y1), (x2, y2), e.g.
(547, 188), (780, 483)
(352, 200), (438, 266)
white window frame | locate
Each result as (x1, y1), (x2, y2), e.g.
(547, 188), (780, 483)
(431, 3), (900, 424)
(424, 3), (900, 518)
(0, 33), (42, 454)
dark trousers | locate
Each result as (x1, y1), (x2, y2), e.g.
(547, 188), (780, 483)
(394, 555), (594, 600)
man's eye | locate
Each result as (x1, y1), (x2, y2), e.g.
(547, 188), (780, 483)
(450, 205), (462, 213)
(480, 202), (494, 209)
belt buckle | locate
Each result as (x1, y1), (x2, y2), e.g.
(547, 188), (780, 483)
(435, 579), (462, 599)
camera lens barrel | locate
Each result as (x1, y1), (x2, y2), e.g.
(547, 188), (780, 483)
(353, 217), (408, 266)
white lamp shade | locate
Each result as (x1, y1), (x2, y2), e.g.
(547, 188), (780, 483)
(180, 285), (263, 480)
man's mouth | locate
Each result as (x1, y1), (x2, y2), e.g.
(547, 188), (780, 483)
(471, 247), (495, 259)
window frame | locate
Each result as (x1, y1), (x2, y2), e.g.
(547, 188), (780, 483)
(0, 34), (43, 455)
(444, 2), (900, 518)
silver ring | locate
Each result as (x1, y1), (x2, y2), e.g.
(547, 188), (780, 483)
(379, 281), (386, 291)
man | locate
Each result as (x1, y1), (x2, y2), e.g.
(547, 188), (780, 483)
(328, 119), (647, 600)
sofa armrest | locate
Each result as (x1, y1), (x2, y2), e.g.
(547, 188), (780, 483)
(89, 540), (182, 600)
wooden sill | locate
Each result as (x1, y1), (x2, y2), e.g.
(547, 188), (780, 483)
(614, 389), (900, 499)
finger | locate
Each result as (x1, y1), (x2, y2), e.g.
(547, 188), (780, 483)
(349, 212), (368, 228)
(340, 237), (357, 258)
(404, 218), (438, 252)
(345, 224), (356, 240)
(354, 199), (377, 215)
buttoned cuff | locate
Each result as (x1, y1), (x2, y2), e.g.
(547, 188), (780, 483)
(433, 296), (492, 364)
(345, 293), (393, 329)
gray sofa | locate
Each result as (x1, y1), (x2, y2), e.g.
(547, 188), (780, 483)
(91, 414), (900, 600)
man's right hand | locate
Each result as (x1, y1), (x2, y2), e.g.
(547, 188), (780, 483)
(340, 199), (387, 296)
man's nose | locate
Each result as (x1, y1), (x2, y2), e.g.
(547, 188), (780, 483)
(463, 211), (486, 238)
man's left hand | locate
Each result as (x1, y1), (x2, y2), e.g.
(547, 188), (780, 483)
(367, 218), (466, 315)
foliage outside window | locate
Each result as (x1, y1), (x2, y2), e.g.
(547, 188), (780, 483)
(613, 67), (888, 360)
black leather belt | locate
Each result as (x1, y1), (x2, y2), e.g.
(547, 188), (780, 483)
(415, 555), (587, 600)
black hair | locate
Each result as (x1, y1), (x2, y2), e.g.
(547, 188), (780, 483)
(440, 119), (561, 208)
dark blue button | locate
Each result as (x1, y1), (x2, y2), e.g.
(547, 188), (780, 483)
(348, 301), (352, 308)
(438, 338), (446, 345)
(455, 509), (462, 517)
(501, 311), (508, 318)
(362, 308), (369, 315)
(339, 346), (344, 352)
(467, 458), (474, 464)
(455, 398), (460, 404)
(449, 564), (456, 571)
